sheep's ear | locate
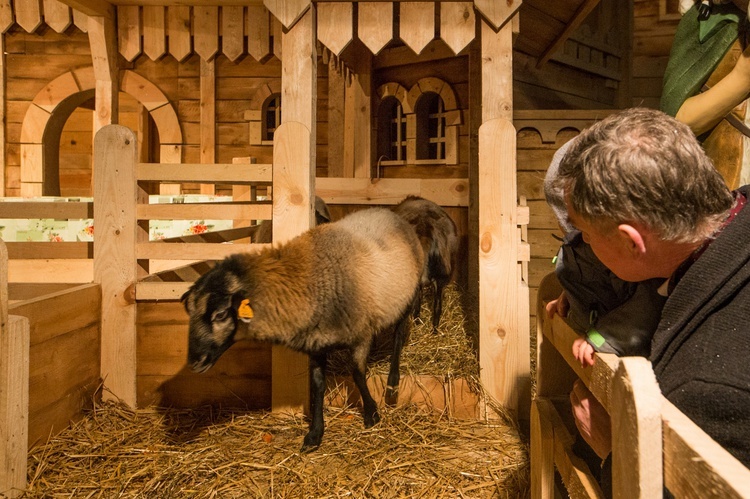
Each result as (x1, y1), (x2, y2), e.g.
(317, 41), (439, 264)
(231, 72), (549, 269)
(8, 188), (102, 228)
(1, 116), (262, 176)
(180, 289), (192, 312)
(232, 293), (254, 323)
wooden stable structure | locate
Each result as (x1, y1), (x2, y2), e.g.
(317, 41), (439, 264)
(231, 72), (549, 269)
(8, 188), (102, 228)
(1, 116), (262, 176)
(5, 0), (747, 497)
(532, 274), (750, 498)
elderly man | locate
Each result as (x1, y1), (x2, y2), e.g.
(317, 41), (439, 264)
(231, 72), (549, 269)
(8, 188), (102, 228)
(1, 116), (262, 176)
(548, 107), (750, 468)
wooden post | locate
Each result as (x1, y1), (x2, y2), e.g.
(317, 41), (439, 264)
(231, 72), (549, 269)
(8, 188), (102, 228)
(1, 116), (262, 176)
(0, 241), (29, 499)
(477, 15), (529, 416)
(200, 58), (216, 195)
(530, 398), (556, 499)
(611, 357), (663, 498)
(271, 7), (316, 414)
(94, 125), (140, 408)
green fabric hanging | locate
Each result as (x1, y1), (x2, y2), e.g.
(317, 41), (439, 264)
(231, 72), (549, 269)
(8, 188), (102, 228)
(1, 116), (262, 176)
(660, 3), (741, 117)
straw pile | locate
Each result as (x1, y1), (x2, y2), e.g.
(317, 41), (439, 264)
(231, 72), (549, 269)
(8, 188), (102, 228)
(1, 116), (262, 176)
(24, 283), (530, 497)
(25, 402), (529, 498)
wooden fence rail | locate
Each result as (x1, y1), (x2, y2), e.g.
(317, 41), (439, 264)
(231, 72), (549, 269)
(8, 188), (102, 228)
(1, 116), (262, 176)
(532, 272), (750, 498)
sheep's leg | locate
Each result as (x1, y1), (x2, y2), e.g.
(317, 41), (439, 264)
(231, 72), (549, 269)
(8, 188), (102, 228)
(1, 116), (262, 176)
(412, 285), (423, 322)
(302, 353), (327, 452)
(351, 344), (380, 428)
(385, 309), (410, 405)
(431, 278), (448, 333)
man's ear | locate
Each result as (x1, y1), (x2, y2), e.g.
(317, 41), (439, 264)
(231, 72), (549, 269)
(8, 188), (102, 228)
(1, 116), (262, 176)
(618, 224), (647, 255)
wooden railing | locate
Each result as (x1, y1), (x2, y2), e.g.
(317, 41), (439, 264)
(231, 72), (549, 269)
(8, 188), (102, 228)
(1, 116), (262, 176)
(0, 201), (94, 283)
(532, 273), (750, 498)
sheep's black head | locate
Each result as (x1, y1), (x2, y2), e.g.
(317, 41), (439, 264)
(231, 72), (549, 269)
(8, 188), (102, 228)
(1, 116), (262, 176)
(181, 257), (250, 373)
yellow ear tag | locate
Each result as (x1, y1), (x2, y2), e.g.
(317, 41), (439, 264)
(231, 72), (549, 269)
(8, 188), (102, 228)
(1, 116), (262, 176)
(238, 298), (254, 323)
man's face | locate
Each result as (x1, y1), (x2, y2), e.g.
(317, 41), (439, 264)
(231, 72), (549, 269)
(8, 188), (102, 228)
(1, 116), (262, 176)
(565, 202), (650, 283)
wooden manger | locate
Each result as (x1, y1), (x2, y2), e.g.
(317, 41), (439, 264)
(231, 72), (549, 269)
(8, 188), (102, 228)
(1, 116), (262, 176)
(532, 273), (750, 498)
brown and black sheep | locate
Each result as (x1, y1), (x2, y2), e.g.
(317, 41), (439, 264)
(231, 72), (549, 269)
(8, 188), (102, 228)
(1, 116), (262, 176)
(181, 207), (423, 451)
(393, 195), (459, 332)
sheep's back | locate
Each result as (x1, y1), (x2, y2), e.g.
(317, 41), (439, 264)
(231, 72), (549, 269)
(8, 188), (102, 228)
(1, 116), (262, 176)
(313, 208), (423, 333)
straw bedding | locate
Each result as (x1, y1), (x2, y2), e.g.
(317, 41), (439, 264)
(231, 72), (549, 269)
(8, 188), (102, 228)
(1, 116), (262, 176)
(24, 284), (530, 498)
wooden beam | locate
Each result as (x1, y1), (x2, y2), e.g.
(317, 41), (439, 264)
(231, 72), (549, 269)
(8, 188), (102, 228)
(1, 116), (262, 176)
(536, 0), (602, 69)
(57, 0), (113, 18)
(94, 125), (140, 409)
(89, 14), (119, 130)
(272, 7), (316, 414)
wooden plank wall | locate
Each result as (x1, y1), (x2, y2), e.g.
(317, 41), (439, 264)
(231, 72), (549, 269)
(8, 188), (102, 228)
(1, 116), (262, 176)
(632, 0), (680, 109)
(9, 283), (101, 448)
(136, 301), (271, 409)
(4, 27), (92, 197)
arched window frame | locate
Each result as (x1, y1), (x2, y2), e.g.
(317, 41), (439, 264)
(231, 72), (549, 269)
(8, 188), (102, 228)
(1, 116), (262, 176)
(376, 95), (407, 165)
(245, 81), (282, 146)
(376, 78), (461, 167)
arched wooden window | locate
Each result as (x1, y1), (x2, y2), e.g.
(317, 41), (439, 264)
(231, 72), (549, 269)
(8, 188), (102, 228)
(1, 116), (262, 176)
(377, 96), (407, 163)
(416, 92), (446, 161)
(263, 93), (281, 141)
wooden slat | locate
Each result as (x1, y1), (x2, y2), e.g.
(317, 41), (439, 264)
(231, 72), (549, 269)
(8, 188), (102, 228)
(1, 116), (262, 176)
(246, 4), (270, 61)
(135, 281), (192, 301)
(6, 242), (92, 260)
(439, 2), (474, 55)
(343, 52), (372, 178)
(136, 162), (272, 183)
(93, 125), (138, 408)
(358, 2), (392, 55)
(158, 226), (254, 244)
(142, 5), (166, 61)
(221, 5), (245, 62)
(136, 202), (272, 221)
(263, 0), (310, 29)
(193, 6), (219, 61)
(117, 5), (141, 62)
(611, 358), (663, 497)
(315, 177), (469, 206)
(399, 2), (434, 55)
(473, 0), (521, 31)
(0, 201), (93, 219)
(167, 5), (191, 62)
(43, 0), (72, 33)
(0, 316), (29, 499)
(317, 2), (352, 56)
(530, 398), (556, 499)
(662, 400), (750, 498)
(16, 0), (44, 33)
(71, 8), (87, 32)
(136, 242), (265, 261)
(0, 0), (13, 33)
(8, 260), (92, 284)
(199, 58), (216, 195)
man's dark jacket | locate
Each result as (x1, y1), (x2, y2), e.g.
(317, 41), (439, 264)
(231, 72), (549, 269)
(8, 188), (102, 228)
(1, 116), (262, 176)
(651, 185), (750, 467)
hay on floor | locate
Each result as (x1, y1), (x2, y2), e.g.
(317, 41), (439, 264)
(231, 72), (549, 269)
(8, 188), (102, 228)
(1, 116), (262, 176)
(23, 283), (530, 497)
(25, 402), (529, 498)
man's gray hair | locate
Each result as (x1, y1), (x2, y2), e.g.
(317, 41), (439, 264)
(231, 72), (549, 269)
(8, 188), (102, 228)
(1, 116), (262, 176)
(551, 107), (734, 244)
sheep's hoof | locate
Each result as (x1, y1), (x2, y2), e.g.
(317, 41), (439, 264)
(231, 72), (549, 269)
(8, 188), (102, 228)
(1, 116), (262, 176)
(364, 410), (381, 428)
(385, 385), (399, 406)
(301, 433), (322, 453)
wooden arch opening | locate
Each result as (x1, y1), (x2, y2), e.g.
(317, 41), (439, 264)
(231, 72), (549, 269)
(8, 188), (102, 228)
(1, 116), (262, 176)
(20, 68), (183, 197)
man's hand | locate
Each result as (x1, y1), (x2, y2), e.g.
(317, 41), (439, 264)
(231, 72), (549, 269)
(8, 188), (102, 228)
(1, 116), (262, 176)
(570, 379), (611, 460)
(545, 290), (569, 319)
(572, 337), (596, 367)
